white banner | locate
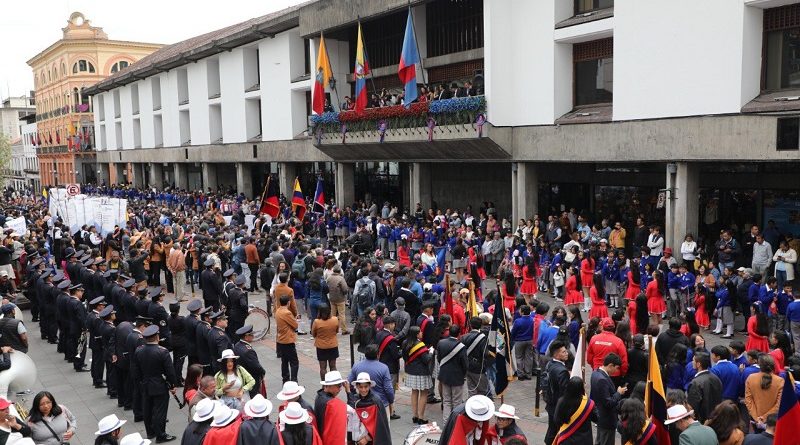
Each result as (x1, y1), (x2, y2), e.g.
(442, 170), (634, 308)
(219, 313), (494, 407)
(4, 217), (26, 235)
(48, 188), (127, 236)
(244, 215), (256, 232)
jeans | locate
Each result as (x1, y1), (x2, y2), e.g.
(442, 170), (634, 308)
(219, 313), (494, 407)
(777, 270), (788, 290)
(308, 298), (322, 328)
(277, 343), (299, 383)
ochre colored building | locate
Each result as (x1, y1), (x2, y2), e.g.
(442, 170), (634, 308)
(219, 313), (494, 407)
(27, 12), (161, 186)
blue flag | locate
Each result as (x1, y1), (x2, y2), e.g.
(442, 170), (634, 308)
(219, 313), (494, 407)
(398, 8), (419, 107)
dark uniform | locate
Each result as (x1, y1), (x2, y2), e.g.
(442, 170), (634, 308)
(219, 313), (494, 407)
(24, 263), (41, 323)
(87, 299), (106, 388)
(98, 307), (118, 397)
(126, 324), (147, 420)
(131, 325), (178, 441)
(67, 288), (89, 371)
(167, 303), (186, 385)
(233, 327), (265, 399)
(226, 277), (249, 341)
(135, 291), (151, 318)
(114, 321), (134, 409)
(183, 300), (202, 366)
(147, 289), (171, 347)
(55, 282), (71, 357)
(195, 316), (212, 376)
(200, 261), (222, 310)
(207, 321), (231, 374)
(118, 281), (138, 324)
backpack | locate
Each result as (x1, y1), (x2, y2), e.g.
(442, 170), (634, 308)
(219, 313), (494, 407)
(345, 267), (358, 289)
(355, 279), (373, 308)
(292, 255), (307, 280)
(540, 360), (553, 404)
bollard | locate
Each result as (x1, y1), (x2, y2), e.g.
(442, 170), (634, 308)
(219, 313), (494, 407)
(349, 330), (356, 367)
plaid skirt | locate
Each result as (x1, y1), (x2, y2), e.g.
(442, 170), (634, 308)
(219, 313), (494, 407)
(405, 373), (432, 390)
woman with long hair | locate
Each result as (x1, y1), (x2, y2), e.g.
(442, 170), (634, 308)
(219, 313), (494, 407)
(501, 270), (518, 313)
(705, 400), (745, 445)
(27, 391), (75, 445)
(403, 326), (432, 424)
(694, 284), (710, 329)
(354, 307), (377, 362)
(744, 354), (783, 434)
(770, 331), (793, 374)
(580, 250), (596, 312)
(552, 376), (596, 444)
(564, 266), (583, 310)
(311, 303), (339, 381)
(624, 260), (642, 304)
(619, 398), (657, 445)
(567, 306), (583, 349)
(630, 293), (649, 336)
(746, 303), (770, 353)
(681, 310), (699, 337)
(646, 270), (667, 327)
(615, 320), (633, 350)
(214, 350), (255, 411)
(665, 343), (689, 391)
(590, 273), (609, 319)
(183, 364), (204, 405)
(519, 255), (538, 304)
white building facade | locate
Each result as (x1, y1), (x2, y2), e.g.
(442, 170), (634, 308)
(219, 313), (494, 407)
(88, 0), (800, 253)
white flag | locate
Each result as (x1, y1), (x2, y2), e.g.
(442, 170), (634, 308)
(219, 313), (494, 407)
(570, 329), (585, 378)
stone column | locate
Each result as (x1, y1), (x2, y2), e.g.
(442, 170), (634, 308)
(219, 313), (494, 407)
(149, 163), (164, 188)
(408, 162), (432, 211)
(334, 162), (355, 208)
(113, 163), (126, 185)
(97, 163), (110, 186)
(174, 163), (188, 190)
(278, 162), (297, 201)
(201, 163), (218, 192)
(236, 163), (254, 198)
(131, 163), (145, 188)
(512, 162), (539, 223)
(665, 162), (699, 255)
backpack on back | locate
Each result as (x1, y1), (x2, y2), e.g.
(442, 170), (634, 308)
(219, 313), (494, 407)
(292, 255), (307, 280)
(355, 279), (373, 308)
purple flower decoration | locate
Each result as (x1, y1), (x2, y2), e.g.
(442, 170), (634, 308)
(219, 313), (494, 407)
(378, 120), (388, 143)
(475, 113), (486, 137)
(426, 116), (436, 142)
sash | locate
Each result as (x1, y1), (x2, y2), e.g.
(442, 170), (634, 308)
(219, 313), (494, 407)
(553, 396), (595, 445)
(377, 334), (395, 359)
(466, 333), (486, 356)
(419, 317), (431, 335)
(355, 403), (379, 443)
(623, 419), (656, 445)
(406, 342), (429, 365)
(438, 342), (465, 368)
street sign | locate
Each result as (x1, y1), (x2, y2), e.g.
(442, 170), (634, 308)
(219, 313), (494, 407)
(656, 191), (666, 209)
(66, 183), (81, 196)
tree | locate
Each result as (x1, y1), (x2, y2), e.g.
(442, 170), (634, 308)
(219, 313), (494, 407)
(0, 133), (11, 184)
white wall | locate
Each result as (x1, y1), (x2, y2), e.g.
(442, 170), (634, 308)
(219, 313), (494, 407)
(138, 78), (156, 148)
(188, 61), (211, 145)
(161, 71), (180, 147)
(119, 84), (134, 149)
(220, 48), (247, 143)
(261, 32), (297, 140)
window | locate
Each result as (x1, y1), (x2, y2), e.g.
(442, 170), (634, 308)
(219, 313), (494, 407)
(73, 60), (96, 73)
(110, 60), (130, 73)
(573, 38), (613, 106)
(426, 0), (484, 57)
(575, 0), (613, 14)
(776, 117), (800, 150)
(764, 29), (800, 90)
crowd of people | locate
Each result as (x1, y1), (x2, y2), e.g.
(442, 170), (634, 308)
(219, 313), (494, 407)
(336, 80), (483, 111)
(0, 181), (797, 444)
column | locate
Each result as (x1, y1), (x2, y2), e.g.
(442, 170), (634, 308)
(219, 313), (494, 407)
(174, 163), (188, 190)
(512, 162), (539, 223)
(98, 163), (110, 186)
(130, 163), (144, 188)
(408, 162), (432, 211)
(665, 162), (699, 255)
(202, 163), (218, 192)
(236, 162), (253, 198)
(149, 163), (164, 188)
(113, 163), (126, 185)
(278, 162), (297, 201)
(334, 162), (355, 207)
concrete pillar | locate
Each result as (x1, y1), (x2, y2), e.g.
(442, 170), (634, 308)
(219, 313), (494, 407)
(174, 163), (188, 190)
(665, 162), (699, 256)
(113, 163), (126, 185)
(408, 162), (432, 211)
(149, 163), (164, 188)
(98, 163), (110, 186)
(131, 163), (145, 188)
(236, 162), (253, 198)
(512, 162), (539, 223)
(278, 162), (296, 201)
(335, 162), (355, 208)
(202, 163), (218, 192)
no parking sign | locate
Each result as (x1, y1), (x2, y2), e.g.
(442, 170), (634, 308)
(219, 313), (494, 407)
(66, 184), (81, 196)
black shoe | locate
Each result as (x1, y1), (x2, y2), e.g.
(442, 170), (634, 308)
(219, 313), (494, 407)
(156, 434), (176, 443)
(390, 413), (401, 420)
(94, 383), (107, 388)
(75, 368), (90, 373)
(426, 396), (441, 404)
(32, 318), (39, 322)
(123, 406), (132, 411)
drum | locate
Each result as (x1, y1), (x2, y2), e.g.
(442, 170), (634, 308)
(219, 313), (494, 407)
(404, 423), (441, 445)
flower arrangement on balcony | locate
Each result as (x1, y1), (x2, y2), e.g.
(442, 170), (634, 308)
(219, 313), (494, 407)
(310, 96), (486, 136)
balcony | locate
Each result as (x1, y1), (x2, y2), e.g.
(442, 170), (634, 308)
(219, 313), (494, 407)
(309, 96), (510, 161)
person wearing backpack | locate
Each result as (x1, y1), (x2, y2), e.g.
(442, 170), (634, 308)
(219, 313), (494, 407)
(543, 340), (571, 445)
(353, 267), (376, 317)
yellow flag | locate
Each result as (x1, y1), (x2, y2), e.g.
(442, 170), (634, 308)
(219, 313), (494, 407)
(316, 34), (333, 88)
(67, 121), (75, 136)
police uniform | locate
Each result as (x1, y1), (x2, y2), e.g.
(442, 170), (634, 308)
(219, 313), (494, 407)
(183, 300), (202, 366)
(98, 305), (118, 397)
(226, 276), (249, 341)
(55, 280), (72, 357)
(207, 312), (231, 374)
(126, 319), (148, 420)
(114, 320), (134, 409)
(131, 325), (177, 442)
(200, 259), (222, 310)
(87, 296), (107, 388)
(167, 302), (186, 385)
(221, 269), (236, 314)
(147, 287), (171, 347)
(233, 324), (265, 398)
(67, 284), (89, 371)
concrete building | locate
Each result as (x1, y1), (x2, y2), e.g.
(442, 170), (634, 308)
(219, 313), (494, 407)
(87, 0), (800, 252)
(6, 137), (26, 190)
(20, 116), (40, 192)
(27, 12), (162, 187)
(0, 96), (35, 139)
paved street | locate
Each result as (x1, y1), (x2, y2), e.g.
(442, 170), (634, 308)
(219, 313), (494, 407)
(19, 286), (742, 445)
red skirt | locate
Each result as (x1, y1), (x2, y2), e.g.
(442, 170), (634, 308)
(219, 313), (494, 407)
(520, 277), (538, 295)
(565, 289), (583, 306)
(648, 296), (667, 314)
(695, 307), (710, 328)
(625, 284), (641, 300)
(746, 335), (769, 353)
(590, 304), (609, 319)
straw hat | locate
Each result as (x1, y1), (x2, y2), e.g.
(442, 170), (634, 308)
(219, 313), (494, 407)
(464, 395), (494, 422)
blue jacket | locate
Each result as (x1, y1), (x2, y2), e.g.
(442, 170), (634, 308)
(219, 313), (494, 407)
(711, 360), (741, 400)
(667, 272), (681, 290)
(511, 315), (534, 342)
(348, 359), (395, 406)
(787, 299), (800, 323)
(748, 283), (761, 305)
(758, 285), (776, 310)
(715, 288), (731, 309)
(536, 325), (559, 354)
(740, 364), (760, 397)
(777, 291), (791, 315)
(679, 272), (696, 291)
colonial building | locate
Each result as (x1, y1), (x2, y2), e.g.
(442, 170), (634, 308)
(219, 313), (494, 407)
(87, 0), (800, 253)
(27, 12), (161, 186)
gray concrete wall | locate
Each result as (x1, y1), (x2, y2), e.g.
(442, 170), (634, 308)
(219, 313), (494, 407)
(298, 0), (425, 36)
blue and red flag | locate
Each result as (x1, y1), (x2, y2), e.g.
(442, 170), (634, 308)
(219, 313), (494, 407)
(312, 176), (325, 213)
(354, 22), (369, 114)
(775, 374), (800, 445)
(291, 178), (306, 221)
(398, 8), (419, 107)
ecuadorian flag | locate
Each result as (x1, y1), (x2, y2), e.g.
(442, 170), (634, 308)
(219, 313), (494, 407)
(645, 336), (671, 445)
(291, 178), (306, 221)
(775, 374), (800, 444)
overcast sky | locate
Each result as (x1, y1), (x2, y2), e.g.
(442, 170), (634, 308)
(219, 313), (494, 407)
(0, 0), (307, 100)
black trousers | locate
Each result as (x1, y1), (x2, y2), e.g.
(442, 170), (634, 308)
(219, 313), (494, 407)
(57, 321), (66, 354)
(105, 360), (117, 396)
(277, 343), (299, 383)
(544, 406), (558, 445)
(149, 261), (162, 286)
(164, 268), (174, 294)
(248, 264), (259, 291)
(27, 290), (38, 321)
(143, 392), (169, 438)
(130, 374), (143, 419)
(116, 366), (129, 408)
(173, 351), (186, 385)
(249, 375), (263, 399)
(90, 345), (104, 385)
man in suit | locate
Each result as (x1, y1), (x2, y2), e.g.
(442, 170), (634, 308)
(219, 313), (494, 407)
(131, 325), (178, 442)
(589, 353), (626, 445)
(687, 350), (723, 423)
(544, 340), (570, 445)
(664, 404), (718, 445)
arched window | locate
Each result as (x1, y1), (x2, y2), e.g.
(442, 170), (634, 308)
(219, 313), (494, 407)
(73, 88), (80, 108)
(110, 60), (130, 73)
(72, 60), (96, 74)
(61, 62), (66, 76)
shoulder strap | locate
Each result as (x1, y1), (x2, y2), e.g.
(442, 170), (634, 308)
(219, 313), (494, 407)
(41, 418), (62, 443)
(438, 342), (465, 367)
(466, 332), (486, 356)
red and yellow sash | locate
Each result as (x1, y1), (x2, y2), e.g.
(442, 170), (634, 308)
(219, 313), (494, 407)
(624, 419), (656, 445)
(378, 333), (395, 359)
(406, 341), (429, 364)
(553, 396), (595, 445)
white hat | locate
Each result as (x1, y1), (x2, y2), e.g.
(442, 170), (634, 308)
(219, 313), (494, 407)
(464, 395), (495, 422)
(0, 271), (7, 277)
(95, 414), (127, 435)
(423, 283), (433, 291)
(244, 394), (273, 418)
(664, 405), (694, 425)
(600, 239), (608, 244)
(211, 405), (239, 427)
(494, 404), (520, 419)
(120, 432), (151, 445)
(192, 399), (219, 422)
(320, 370), (346, 386)
(276, 381), (306, 401)
(400, 234), (408, 240)
(352, 372), (375, 387)
(217, 349), (239, 362)
(279, 402), (310, 425)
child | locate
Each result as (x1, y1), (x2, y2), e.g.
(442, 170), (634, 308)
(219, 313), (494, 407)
(667, 264), (681, 319)
(678, 264), (695, 316)
(694, 284), (709, 329)
(519, 256), (538, 304)
(552, 264), (565, 302)
(602, 251), (620, 309)
(746, 302), (770, 353)
(590, 273), (609, 319)
(564, 266), (583, 310)
(712, 276), (733, 338)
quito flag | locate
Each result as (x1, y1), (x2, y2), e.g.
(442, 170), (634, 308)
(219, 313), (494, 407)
(492, 291), (515, 396)
(291, 178), (306, 220)
(354, 22), (370, 113)
(645, 336), (672, 445)
(312, 34), (333, 115)
(312, 176), (325, 213)
(775, 374), (800, 445)
(398, 8), (420, 107)
(258, 175), (280, 218)
(465, 281), (480, 328)
(443, 275), (454, 319)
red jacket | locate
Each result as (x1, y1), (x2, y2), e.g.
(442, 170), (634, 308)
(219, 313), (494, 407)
(586, 330), (628, 375)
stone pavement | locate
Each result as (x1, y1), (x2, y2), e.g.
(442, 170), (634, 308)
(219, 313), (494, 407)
(19, 286), (741, 445)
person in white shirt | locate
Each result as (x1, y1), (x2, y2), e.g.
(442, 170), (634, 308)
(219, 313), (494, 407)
(647, 226), (665, 258)
(680, 234), (698, 272)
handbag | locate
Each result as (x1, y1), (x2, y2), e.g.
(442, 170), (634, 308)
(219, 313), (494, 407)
(41, 417), (68, 445)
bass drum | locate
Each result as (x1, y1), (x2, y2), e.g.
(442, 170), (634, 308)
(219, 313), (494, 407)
(245, 306), (271, 341)
(0, 352), (37, 400)
(404, 423), (441, 445)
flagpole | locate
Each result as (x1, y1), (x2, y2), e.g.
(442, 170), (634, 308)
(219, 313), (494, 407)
(407, 4), (428, 87)
(358, 18), (379, 98)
